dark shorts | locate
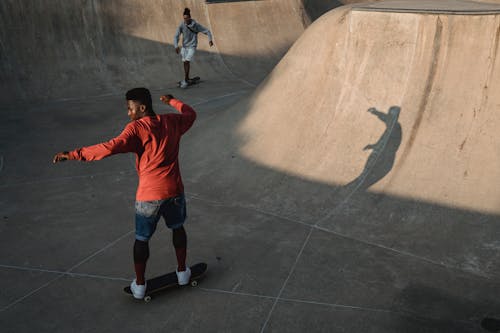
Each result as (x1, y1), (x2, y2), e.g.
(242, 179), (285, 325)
(134, 194), (186, 242)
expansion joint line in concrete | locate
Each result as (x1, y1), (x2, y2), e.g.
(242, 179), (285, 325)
(191, 89), (251, 107)
(0, 170), (136, 189)
(0, 264), (130, 282)
(314, 106), (401, 227)
(187, 194), (497, 282)
(0, 230), (134, 312)
(200, 287), (474, 329)
(0, 262), (477, 328)
(260, 227), (313, 332)
(2, 192), (494, 318)
(237, 186), (496, 329)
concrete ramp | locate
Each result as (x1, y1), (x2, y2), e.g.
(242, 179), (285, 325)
(1, 1), (500, 332)
(180, 2), (500, 325)
(236, 2), (500, 215)
(0, 0), (340, 103)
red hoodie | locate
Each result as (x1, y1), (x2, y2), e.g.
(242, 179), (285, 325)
(68, 99), (196, 201)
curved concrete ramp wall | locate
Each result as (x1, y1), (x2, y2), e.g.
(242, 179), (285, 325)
(2, 1), (500, 330)
(182, 1), (500, 278)
(0, 0), (222, 102)
(0, 0), (345, 103)
(237, 4), (500, 215)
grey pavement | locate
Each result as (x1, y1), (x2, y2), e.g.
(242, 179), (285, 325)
(1, 1), (500, 332)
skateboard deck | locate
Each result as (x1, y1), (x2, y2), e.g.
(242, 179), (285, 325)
(124, 262), (207, 302)
(178, 76), (201, 88)
(481, 317), (500, 332)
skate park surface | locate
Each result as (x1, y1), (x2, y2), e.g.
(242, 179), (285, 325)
(1, 0), (500, 332)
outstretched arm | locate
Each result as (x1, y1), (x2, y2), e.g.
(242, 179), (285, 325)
(367, 107), (388, 122)
(53, 124), (137, 163)
(363, 144), (375, 151)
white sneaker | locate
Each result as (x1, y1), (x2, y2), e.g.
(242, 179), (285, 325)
(130, 279), (147, 299)
(176, 267), (191, 285)
(180, 80), (188, 89)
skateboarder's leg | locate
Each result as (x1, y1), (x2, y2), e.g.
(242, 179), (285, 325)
(133, 239), (149, 285)
(161, 194), (191, 284)
(173, 226), (187, 271)
(173, 227), (190, 285)
(180, 47), (195, 83)
(183, 61), (190, 82)
(163, 195), (187, 271)
(134, 200), (162, 285)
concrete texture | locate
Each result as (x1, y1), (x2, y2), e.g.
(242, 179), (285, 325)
(354, 0), (500, 13)
(1, 0), (500, 332)
(0, 0), (338, 103)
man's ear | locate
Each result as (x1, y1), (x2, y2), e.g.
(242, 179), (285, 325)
(139, 104), (147, 114)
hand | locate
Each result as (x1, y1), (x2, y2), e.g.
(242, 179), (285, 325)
(209, 41), (214, 47)
(53, 151), (70, 163)
(175, 47), (180, 54)
(160, 94), (174, 104)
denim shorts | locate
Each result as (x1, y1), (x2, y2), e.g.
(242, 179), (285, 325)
(135, 194), (186, 242)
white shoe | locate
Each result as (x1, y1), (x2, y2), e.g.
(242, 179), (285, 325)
(180, 80), (188, 89)
(130, 279), (147, 299)
(176, 267), (191, 285)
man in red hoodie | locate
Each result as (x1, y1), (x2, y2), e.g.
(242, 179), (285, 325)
(53, 88), (196, 299)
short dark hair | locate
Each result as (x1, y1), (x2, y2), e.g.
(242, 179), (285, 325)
(126, 88), (152, 111)
(183, 8), (191, 17)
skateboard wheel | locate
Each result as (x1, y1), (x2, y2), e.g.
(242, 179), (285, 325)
(144, 296), (152, 303)
(190, 280), (198, 287)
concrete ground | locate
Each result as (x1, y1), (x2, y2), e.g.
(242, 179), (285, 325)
(1, 1), (500, 332)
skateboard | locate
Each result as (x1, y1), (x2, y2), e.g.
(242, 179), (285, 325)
(178, 76), (201, 88)
(124, 262), (207, 302)
(481, 317), (500, 332)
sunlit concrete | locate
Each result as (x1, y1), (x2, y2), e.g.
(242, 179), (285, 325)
(1, 1), (500, 332)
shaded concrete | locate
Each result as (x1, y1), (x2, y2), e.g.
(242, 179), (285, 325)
(1, 0), (500, 332)
(0, 0), (346, 103)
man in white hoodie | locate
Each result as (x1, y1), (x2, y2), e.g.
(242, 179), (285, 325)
(174, 7), (214, 88)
